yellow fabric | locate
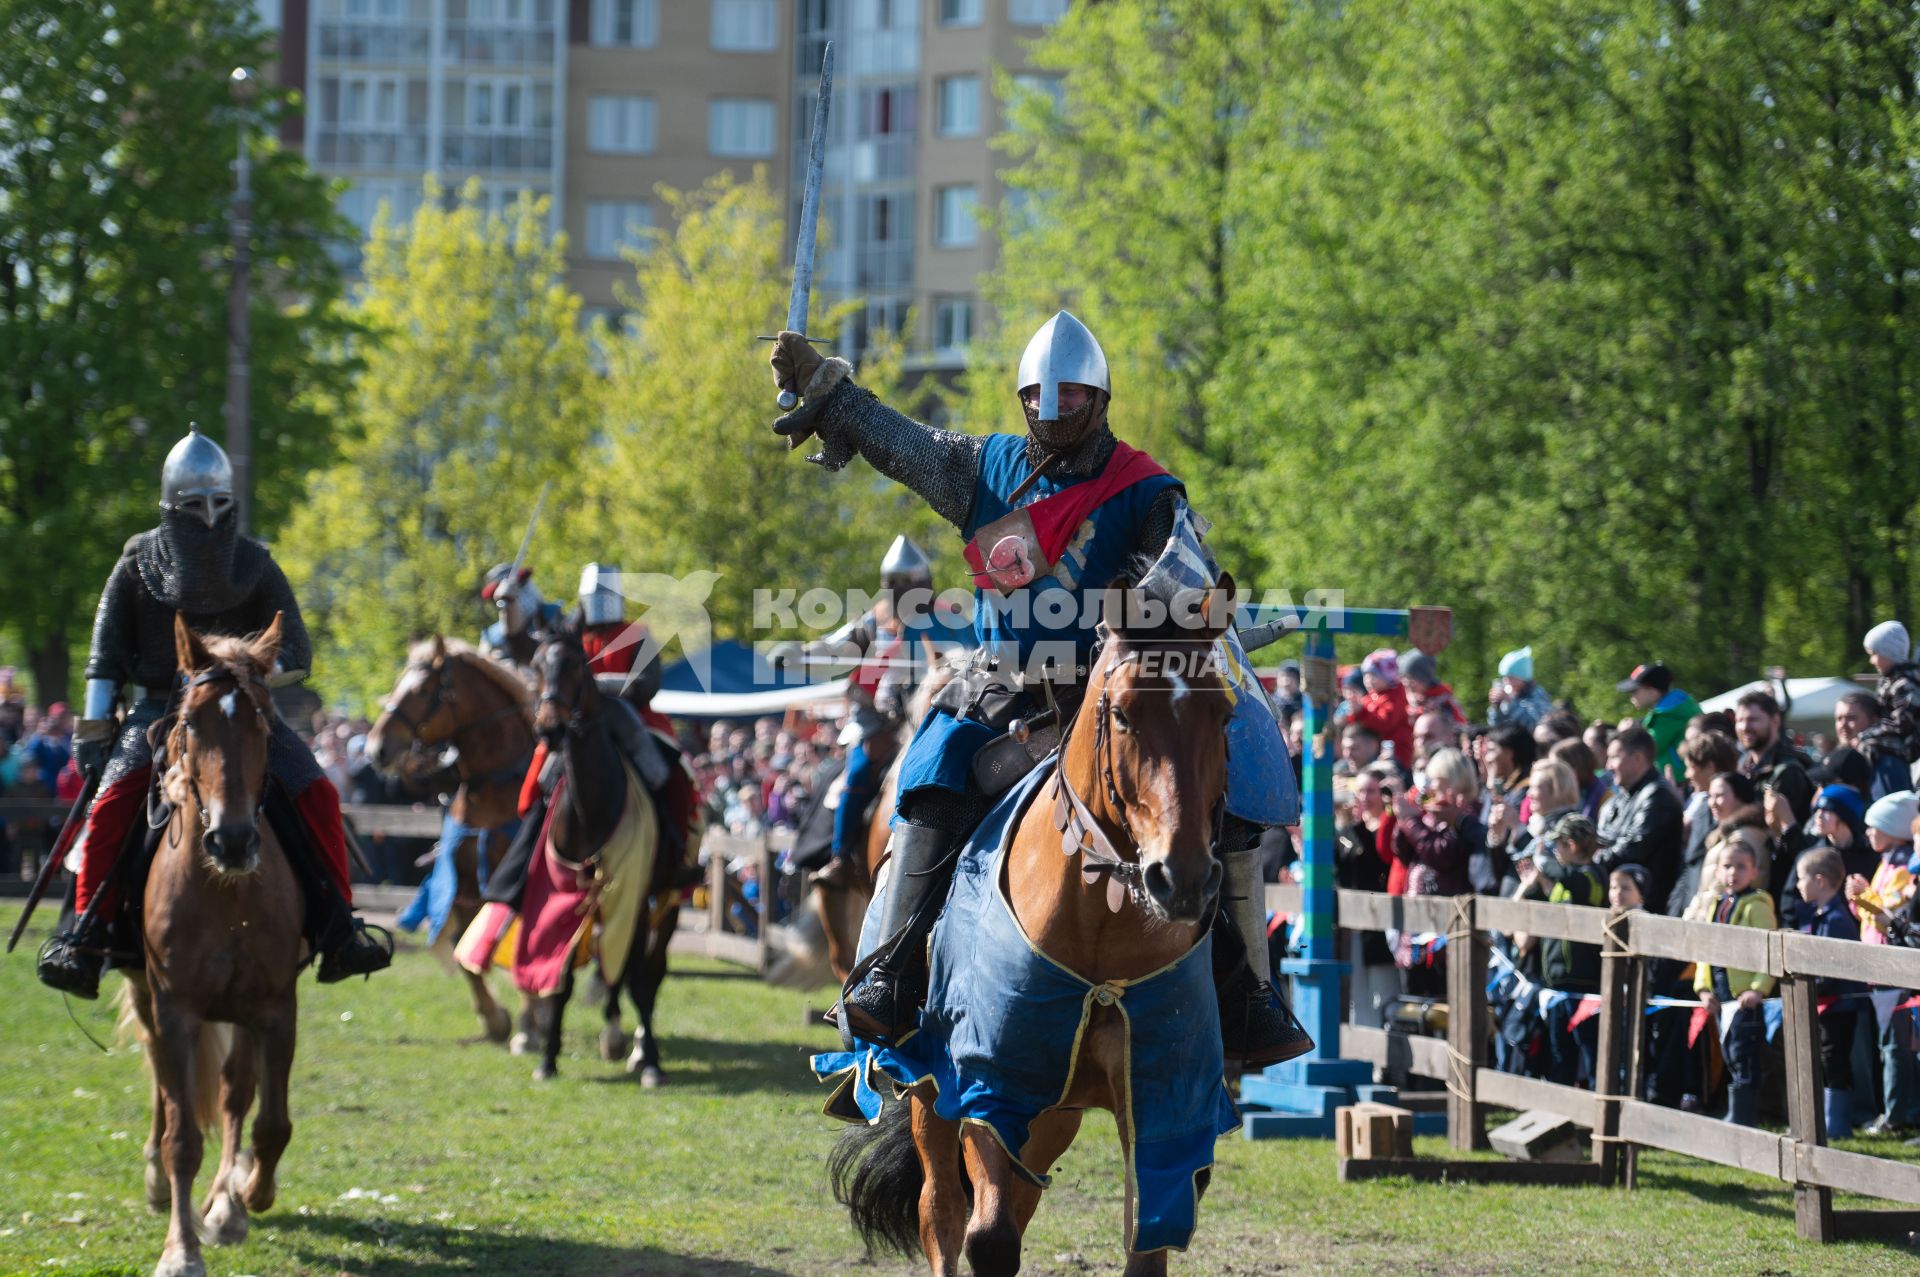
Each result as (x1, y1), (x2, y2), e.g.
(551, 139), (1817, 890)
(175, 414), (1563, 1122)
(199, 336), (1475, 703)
(590, 759), (659, 983)
(1693, 889), (1777, 997)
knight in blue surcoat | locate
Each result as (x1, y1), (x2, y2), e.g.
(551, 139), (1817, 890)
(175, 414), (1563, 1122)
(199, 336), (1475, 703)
(769, 312), (1307, 1067)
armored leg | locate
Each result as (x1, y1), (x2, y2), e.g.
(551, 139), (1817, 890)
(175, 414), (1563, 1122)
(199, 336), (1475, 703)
(38, 765), (153, 999)
(1215, 823), (1313, 1068)
(836, 787), (983, 1045)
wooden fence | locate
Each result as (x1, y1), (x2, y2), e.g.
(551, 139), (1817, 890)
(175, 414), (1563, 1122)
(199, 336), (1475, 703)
(1266, 883), (1920, 1243)
(0, 798), (791, 976)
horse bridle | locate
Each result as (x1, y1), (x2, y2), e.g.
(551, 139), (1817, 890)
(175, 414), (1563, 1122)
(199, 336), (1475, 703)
(384, 658), (528, 783)
(155, 665), (272, 839)
(535, 644), (597, 739)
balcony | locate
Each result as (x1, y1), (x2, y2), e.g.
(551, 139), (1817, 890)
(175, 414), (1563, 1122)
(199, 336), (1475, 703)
(440, 130), (554, 172)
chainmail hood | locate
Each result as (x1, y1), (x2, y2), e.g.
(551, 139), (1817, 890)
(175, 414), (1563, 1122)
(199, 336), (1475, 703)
(136, 511), (270, 613)
(1023, 415), (1118, 478)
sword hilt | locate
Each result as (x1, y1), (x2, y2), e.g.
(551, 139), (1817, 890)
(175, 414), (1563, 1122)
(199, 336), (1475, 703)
(778, 389), (799, 410)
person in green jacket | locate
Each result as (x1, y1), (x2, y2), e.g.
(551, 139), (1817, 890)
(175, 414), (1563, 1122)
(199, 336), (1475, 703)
(1617, 662), (1702, 786)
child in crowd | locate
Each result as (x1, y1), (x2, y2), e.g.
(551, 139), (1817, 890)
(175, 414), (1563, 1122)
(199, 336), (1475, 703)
(1530, 812), (1605, 1086)
(1848, 791), (1920, 1134)
(1796, 847), (1867, 1138)
(1696, 840), (1778, 1127)
(1610, 861), (1702, 1106)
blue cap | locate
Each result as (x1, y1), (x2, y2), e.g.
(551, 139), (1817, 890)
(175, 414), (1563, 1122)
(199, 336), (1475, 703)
(1814, 783), (1865, 823)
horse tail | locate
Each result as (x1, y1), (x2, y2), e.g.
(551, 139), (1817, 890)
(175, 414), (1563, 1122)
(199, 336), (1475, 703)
(114, 981), (233, 1131)
(827, 1099), (925, 1257)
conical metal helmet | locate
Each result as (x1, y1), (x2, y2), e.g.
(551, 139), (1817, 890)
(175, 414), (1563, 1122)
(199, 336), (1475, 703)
(159, 427), (235, 528)
(579, 563), (624, 626)
(1015, 310), (1109, 422)
(880, 535), (932, 594)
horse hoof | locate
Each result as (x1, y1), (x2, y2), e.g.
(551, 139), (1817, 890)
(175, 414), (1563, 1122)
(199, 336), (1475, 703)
(153, 1248), (206, 1277)
(509, 1032), (532, 1056)
(639, 1066), (667, 1089)
(485, 1006), (513, 1043)
(204, 1192), (248, 1246)
(599, 1024), (626, 1061)
(532, 1063), (557, 1081)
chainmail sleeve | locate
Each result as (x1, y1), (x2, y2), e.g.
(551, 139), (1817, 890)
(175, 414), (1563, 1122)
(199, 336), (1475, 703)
(253, 558), (314, 677)
(794, 363), (985, 531)
(84, 550), (141, 685)
(1131, 486), (1188, 567)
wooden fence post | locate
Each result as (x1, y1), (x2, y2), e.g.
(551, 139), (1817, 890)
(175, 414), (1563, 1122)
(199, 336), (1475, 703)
(1593, 909), (1632, 1186)
(1621, 947), (1650, 1191)
(1445, 896), (1488, 1151)
(707, 844), (728, 936)
(1780, 967), (1836, 1242)
(755, 835), (777, 974)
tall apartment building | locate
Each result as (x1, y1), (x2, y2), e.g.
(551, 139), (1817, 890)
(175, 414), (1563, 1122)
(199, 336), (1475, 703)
(264, 0), (1068, 360)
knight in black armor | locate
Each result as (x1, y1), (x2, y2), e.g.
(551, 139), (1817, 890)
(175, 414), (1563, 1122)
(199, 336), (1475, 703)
(769, 312), (1310, 1067)
(37, 428), (392, 999)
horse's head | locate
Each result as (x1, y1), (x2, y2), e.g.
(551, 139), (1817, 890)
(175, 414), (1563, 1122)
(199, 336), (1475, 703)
(531, 617), (598, 743)
(367, 635), (455, 774)
(167, 612), (282, 875)
(1077, 573), (1238, 925)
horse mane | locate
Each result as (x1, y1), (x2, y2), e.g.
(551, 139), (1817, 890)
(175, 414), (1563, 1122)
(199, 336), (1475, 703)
(200, 630), (276, 675)
(410, 636), (535, 710)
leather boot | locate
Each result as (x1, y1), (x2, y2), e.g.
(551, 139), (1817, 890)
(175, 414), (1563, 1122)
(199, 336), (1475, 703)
(1216, 848), (1313, 1068)
(37, 914), (114, 1000)
(812, 854), (860, 894)
(317, 916), (394, 983)
(836, 822), (959, 1046)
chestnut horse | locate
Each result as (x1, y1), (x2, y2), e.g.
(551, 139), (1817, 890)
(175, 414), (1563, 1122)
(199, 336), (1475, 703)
(830, 583), (1238, 1277)
(119, 614), (304, 1277)
(366, 637), (536, 1045)
(528, 624), (677, 1085)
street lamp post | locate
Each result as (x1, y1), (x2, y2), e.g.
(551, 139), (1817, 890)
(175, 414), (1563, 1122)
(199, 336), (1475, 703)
(226, 66), (256, 535)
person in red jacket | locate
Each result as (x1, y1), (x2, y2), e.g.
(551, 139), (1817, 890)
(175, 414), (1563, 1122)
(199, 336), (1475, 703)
(1354, 648), (1415, 765)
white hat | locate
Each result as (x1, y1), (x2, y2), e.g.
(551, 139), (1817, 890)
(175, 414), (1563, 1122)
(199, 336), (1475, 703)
(1864, 620), (1910, 663)
(1865, 790), (1918, 840)
(1498, 646), (1533, 680)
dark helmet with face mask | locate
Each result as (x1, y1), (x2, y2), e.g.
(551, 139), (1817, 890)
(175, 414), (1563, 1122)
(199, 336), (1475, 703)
(142, 427), (259, 612)
(1016, 310), (1111, 454)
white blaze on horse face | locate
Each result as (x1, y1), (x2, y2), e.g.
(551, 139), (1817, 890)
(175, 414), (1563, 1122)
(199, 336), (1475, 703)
(219, 690), (240, 720)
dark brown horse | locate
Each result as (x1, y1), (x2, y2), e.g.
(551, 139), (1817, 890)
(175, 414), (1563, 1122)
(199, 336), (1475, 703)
(528, 624), (678, 1085)
(832, 583), (1238, 1277)
(119, 614), (304, 1277)
(366, 637), (535, 1044)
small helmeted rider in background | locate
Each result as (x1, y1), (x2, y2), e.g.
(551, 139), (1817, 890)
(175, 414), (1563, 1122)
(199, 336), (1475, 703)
(801, 535), (936, 893)
(480, 563), (561, 666)
(769, 311), (1308, 1067)
(37, 428), (391, 999)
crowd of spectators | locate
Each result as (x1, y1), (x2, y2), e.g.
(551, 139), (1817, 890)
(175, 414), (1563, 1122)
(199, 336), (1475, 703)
(1300, 622), (1920, 1138)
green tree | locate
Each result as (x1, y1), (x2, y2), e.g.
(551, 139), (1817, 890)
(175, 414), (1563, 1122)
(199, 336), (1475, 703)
(279, 182), (597, 711)
(0, 0), (353, 707)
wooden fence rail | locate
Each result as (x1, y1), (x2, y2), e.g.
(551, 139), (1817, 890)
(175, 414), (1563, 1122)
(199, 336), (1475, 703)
(1, 798), (791, 976)
(1265, 882), (1920, 1243)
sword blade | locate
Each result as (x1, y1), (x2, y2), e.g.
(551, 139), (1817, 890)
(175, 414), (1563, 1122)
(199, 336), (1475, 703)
(504, 480), (551, 585)
(6, 768), (101, 954)
(785, 40), (835, 338)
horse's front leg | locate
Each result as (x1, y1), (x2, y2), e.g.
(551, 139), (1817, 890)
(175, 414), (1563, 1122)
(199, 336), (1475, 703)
(201, 1026), (256, 1245)
(1113, 1116), (1180, 1277)
(909, 1088), (966, 1277)
(127, 977), (171, 1214)
(536, 968), (573, 1080)
(625, 919), (670, 1087)
(960, 1124), (1027, 1277)
(462, 964), (512, 1044)
(510, 993), (539, 1055)
(147, 998), (206, 1277)
(241, 1003), (296, 1215)
(1012, 1108), (1082, 1234)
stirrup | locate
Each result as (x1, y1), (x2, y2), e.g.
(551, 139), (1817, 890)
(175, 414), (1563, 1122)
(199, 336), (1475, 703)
(316, 919), (394, 984)
(835, 932), (923, 1047)
(1219, 971), (1314, 1069)
(812, 855), (859, 893)
(37, 927), (110, 1001)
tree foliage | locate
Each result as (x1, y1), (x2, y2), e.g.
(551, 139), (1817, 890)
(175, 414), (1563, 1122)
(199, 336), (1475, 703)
(992, 0), (1920, 712)
(0, 0), (352, 706)
(279, 182), (598, 709)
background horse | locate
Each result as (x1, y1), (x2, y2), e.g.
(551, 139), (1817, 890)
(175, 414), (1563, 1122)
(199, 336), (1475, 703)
(367, 637), (535, 1046)
(120, 614), (305, 1277)
(830, 586), (1238, 1277)
(527, 625), (677, 1085)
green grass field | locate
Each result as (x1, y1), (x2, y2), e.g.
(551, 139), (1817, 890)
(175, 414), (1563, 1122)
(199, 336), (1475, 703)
(2, 901), (1918, 1276)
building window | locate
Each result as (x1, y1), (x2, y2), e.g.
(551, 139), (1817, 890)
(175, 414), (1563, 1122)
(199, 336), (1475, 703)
(712, 0), (776, 51)
(934, 185), (978, 248)
(466, 0), (535, 24)
(335, 73), (403, 127)
(590, 0), (657, 46)
(1008, 0), (1067, 24)
(466, 76), (532, 132)
(1012, 72), (1065, 111)
(939, 0), (981, 25)
(709, 98), (775, 157)
(933, 297), (973, 351)
(937, 75), (980, 137)
(585, 201), (651, 260)
(588, 95), (656, 153)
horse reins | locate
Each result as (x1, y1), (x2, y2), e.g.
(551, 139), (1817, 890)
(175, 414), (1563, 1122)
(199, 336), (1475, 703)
(156, 665), (273, 841)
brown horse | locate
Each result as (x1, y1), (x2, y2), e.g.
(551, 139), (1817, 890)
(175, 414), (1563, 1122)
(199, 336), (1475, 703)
(366, 637), (535, 1044)
(119, 614), (304, 1277)
(830, 583), (1238, 1277)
